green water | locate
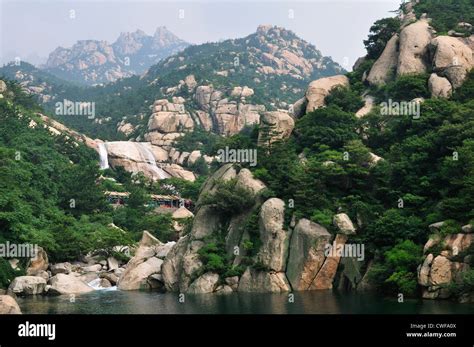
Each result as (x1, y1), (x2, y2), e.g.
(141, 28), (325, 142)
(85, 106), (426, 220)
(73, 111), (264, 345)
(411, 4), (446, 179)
(16, 290), (474, 314)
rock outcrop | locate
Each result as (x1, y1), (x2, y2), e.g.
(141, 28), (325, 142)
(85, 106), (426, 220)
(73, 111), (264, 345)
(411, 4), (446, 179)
(367, 34), (399, 86)
(286, 219), (332, 290)
(428, 73), (452, 98)
(238, 268), (290, 293)
(118, 231), (173, 291)
(258, 111), (295, 146)
(397, 20), (433, 76)
(48, 274), (94, 295)
(305, 75), (350, 113)
(0, 295), (22, 314)
(26, 246), (48, 276)
(418, 224), (473, 300)
(9, 276), (47, 295)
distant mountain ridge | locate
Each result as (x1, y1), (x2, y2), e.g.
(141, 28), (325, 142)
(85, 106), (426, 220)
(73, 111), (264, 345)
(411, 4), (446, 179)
(44, 26), (189, 85)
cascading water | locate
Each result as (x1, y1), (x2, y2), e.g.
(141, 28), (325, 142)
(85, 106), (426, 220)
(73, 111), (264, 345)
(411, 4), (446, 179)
(87, 278), (117, 291)
(138, 143), (170, 180)
(98, 142), (109, 170)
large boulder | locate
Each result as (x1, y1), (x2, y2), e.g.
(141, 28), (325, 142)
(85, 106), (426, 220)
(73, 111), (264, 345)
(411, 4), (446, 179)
(118, 231), (165, 290)
(305, 75), (349, 113)
(161, 236), (189, 292)
(235, 168), (266, 195)
(428, 73), (452, 98)
(237, 268), (290, 293)
(333, 213), (356, 235)
(429, 255), (452, 286)
(117, 257), (163, 290)
(48, 274), (94, 295)
(258, 111), (295, 146)
(418, 253), (434, 286)
(367, 34), (399, 86)
(309, 234), (348, 290)
(50, 262), (72, 275)
(397, 20), (432, 76)
(8, 276), (47, 295)
(286, 219), (332, 290)
(26, 247), (48, 276)
(257, 198), (291, 272)
(187, 273), (219, 294)
(430, 36), (473, 87)
(0, 295), (22, 314)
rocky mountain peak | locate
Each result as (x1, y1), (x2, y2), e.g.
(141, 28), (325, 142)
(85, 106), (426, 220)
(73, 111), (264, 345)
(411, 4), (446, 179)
(44, 27), (190, 85)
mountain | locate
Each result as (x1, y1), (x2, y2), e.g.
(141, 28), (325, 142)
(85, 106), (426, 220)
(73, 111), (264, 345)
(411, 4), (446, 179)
(44, 26), (189, 85)
(1, 25), (344, 141)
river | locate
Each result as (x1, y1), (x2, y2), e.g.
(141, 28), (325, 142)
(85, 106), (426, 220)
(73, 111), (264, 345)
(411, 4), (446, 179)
(16, 290), (474, 314)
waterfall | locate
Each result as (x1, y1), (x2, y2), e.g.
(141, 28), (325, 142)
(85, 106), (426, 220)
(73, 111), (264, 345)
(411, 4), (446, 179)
(87, 278), (117, 291)
(138, 143), (170, 180)
(98, 142), (109, 170)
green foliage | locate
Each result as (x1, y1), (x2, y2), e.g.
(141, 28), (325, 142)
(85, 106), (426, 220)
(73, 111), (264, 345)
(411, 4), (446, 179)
(295, 105), (358, 153)
(310, 209), (333, 229)
(413, 0), (474, 34)
(364, 209), (425, 253)
(200, 178), (254, 216)
(363, 17), (401, 59)
(376, 74), (430, 102)
(325, 86), (365, 113)
(197, 239), (245, 278)
(0, 258), (24, 289)
(369, 240), (422, 296)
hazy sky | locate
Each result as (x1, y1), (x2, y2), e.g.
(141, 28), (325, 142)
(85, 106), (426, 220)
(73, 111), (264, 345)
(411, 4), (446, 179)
(0, 0), (401, 69)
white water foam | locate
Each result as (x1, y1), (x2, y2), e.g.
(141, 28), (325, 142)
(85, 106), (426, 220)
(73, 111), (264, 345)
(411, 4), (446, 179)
(98, 142), (109, 170)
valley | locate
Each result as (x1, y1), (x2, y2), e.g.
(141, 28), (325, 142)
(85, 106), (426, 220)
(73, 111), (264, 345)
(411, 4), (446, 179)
(0, 0), (473, 316)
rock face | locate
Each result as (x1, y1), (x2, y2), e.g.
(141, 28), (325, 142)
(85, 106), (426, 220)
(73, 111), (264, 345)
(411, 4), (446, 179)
(0, 295), (22, 314)
(258, 111), (295, 146)
(9, 276), (47, 295)
(305, 75), (350, 113)
(257, 198), (291, 272)
(428, 73), (452, 98)
(430, 36), (474, 88)
(418, 225), (473, 300)
(48, 274), (94, 295)
(429, 255), (452, 286)
(238, 268), (290, 293)
(367, 17), (473, 91)
(160, 163), (359, 293)
(99, 141), (196, 181)
(187, 273), (220, 294)
(367, 34), (399, 86)
(286, 219), (332, 290)
(118, 231), (170, 291)
(193, 85), (265, 136)
(397, 20), (432, 76)
(310, 234), (348, 290)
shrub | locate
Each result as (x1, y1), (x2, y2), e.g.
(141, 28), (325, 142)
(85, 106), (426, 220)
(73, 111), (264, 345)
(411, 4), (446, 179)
(325, 86), (365, 113)
(199, 178), (254, 216)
